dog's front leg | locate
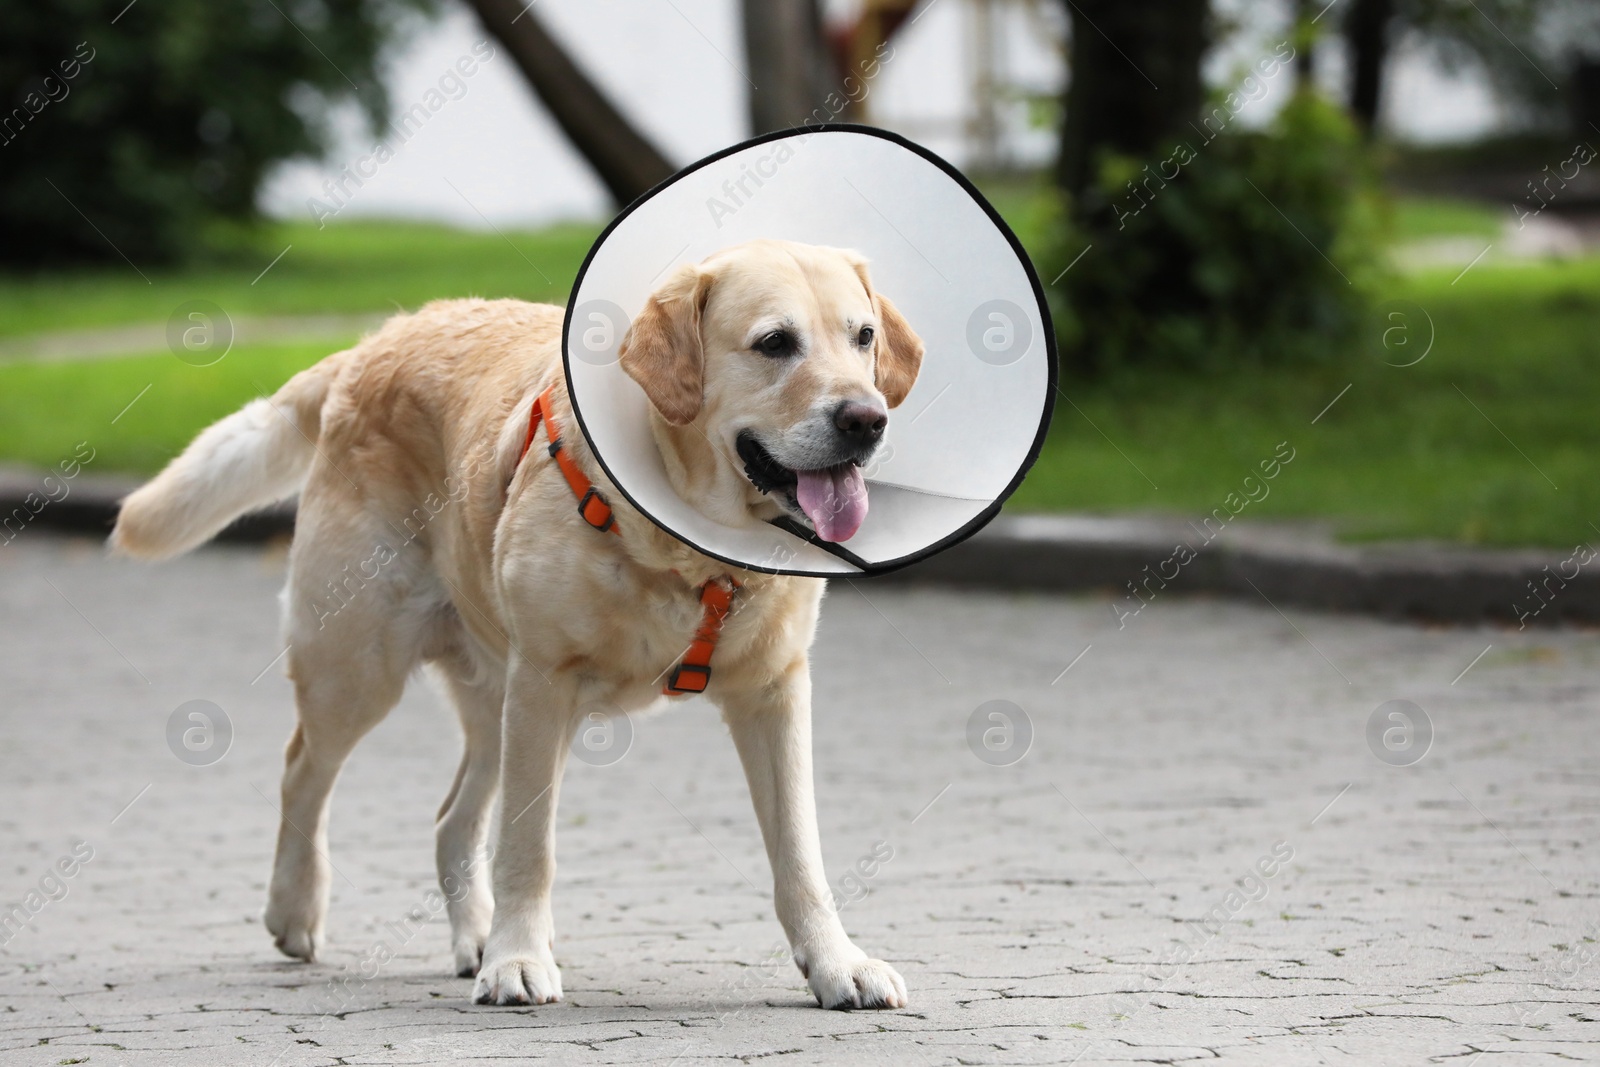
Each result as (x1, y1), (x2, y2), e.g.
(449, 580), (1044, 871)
(472, 660), (576, 1006)
(718, 662), (908, 1010)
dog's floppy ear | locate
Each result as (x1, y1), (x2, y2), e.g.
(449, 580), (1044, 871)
(871, 292), (924, 409)
(848, 257), (925, 409)
(619, 263), (712, 425)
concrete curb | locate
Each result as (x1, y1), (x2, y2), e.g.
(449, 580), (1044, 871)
(3, 467), (1592, 626)
(0, 466), (295, 549)
(876, 515), (1598, 627)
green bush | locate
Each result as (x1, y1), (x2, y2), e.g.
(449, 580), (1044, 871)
(0, 0), (432, 268)
(1041, 92), (1382, 378)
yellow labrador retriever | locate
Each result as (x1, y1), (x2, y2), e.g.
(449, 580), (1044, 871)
(112, 239), (923, 1010)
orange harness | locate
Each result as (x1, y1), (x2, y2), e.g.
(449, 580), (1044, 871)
(515, 386), (738, 695)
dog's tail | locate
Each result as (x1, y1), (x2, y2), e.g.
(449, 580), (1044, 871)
(111, 358), (341, 560)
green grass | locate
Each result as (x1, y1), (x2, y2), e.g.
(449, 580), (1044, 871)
(1015, 256), (1600, 547)
(0, 219), (598, 339)
(0, 218), (599, 474)
(0, 201), (1592, 548)
(1385, 196), (1503, 241)
(0, 341), (335, 473)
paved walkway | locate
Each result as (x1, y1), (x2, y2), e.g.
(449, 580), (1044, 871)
(0, 536), (1595, 1065)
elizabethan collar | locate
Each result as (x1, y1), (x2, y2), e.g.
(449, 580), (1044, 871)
(562, 125), (1055, 577)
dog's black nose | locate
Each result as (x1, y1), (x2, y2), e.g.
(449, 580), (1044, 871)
(833, 400), (887, 447)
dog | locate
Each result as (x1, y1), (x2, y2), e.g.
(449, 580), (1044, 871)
(111, 239), (925, 1010)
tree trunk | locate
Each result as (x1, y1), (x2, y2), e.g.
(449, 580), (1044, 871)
(1344, 0), (1393, 135)
(1054, 0), (1209, 202)
(1576, 56), (1600, 137)
(824, 0), (922, 121)
(1293, 0), (1318, 91)
(742, 0), (832, 134)
(464, 0), (677, 206)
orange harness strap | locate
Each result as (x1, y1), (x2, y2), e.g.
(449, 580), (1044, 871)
(513, 385), (738, 696)
(517, 386), (619, 535)
(662, 576), (740, 695)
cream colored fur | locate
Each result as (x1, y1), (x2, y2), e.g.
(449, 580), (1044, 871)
(110, 240), (921, 1011)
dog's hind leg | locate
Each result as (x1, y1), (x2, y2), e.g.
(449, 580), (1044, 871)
(431, 660), (503, 977)
(264, 657), (407, 962)
(263, 516), (426, 963)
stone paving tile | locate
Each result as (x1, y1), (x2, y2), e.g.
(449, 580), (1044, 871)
(0, 536), (1596, 1065)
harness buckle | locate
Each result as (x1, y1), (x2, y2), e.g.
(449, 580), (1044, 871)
(577, 486), (615, 532)
(664, 662), (711, 694)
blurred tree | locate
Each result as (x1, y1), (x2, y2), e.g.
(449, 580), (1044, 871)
(1044, 0), (1376, 377)
(1575, 56), (1600, 131)
(1345, 0), (1394, 132)
(1042, 94), (1377, 378)
(1292, 0), (1320, 90)
(738, 0), (926, 132)
(1340, 0), (1600, 135)
(465, 0), (675, 205)
(823, 0), (922, 121)
(1053, 0), (1209, 202)
(0, 0), (432, 267)
(741, 0), (831, 133)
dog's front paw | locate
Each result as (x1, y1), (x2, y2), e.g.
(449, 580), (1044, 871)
(472, 949), (563, 1006)
(807, 953), (907, 1010)
(263, 900), (322, 963)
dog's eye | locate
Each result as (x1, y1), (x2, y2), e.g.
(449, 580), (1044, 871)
(857, 326), (875, 348)
(754, 330), (795, 357)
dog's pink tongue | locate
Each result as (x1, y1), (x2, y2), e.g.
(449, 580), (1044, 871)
(795, 465), (868, 542)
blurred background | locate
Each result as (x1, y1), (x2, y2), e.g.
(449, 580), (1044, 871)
(2, 0), (1597, 549)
